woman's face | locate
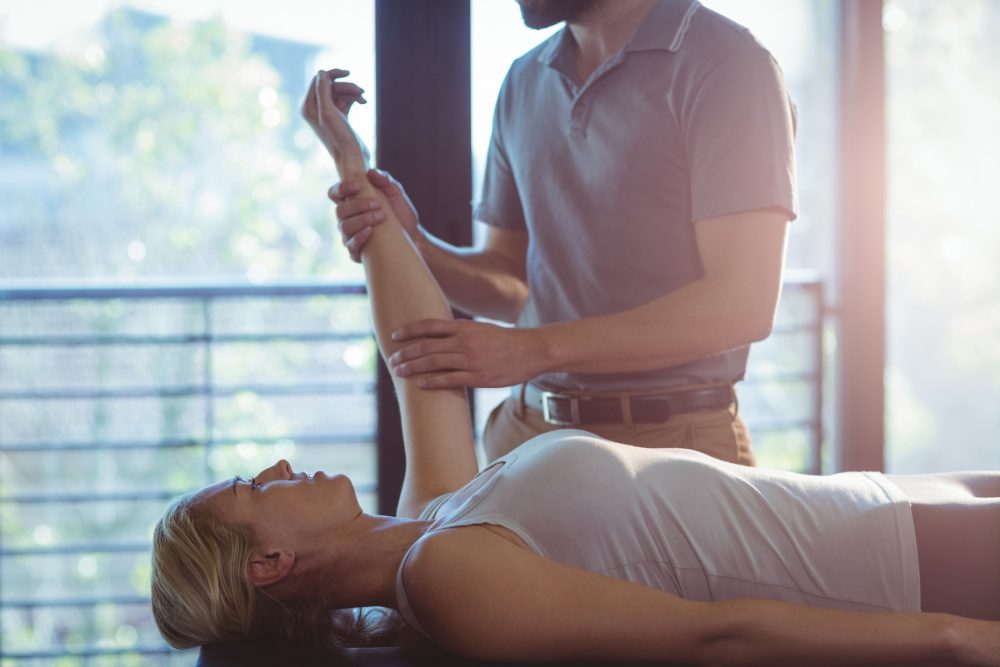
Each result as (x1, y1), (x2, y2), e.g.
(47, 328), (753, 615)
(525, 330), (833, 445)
(195, 459), (363, 547)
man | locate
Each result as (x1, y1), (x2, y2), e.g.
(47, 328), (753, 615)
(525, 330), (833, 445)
(331, 0), (797, 465)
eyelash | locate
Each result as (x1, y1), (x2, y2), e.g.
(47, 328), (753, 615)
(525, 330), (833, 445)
(249, 477), (258, 490)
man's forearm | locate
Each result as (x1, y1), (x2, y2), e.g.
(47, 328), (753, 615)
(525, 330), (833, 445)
(536, 273), (779, 376)
(414, 231), (528, 323)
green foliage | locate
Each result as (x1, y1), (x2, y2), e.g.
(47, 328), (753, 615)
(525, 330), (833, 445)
(0, 8), (359, 282)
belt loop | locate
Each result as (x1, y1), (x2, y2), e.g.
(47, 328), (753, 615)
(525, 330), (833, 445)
(516, 383), (528, 419)
(620, 392), (634, 428)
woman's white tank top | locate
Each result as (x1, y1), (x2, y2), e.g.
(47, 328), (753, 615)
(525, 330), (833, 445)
(395, 430), (920, 636)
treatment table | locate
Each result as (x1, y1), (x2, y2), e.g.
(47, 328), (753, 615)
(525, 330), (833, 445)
(198, 642), (949, 666)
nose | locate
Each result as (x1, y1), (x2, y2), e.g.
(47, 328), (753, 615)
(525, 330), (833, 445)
(256, 459), (294, 483)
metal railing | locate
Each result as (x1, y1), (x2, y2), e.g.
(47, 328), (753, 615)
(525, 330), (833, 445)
(740, 275), (826, 474)
(0, 280), (376, 664)
(0, 277), (824, 663)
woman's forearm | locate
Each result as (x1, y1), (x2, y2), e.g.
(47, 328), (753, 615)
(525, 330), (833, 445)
(705, 599), (958, 666)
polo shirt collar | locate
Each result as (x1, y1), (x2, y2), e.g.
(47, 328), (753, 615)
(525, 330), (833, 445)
(537, 0), (701, 69)
(627, 0), (701, 53)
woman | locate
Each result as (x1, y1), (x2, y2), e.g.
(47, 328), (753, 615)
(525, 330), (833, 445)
(151, 70), (1000, 665)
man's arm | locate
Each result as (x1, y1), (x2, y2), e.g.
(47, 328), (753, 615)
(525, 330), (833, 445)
(414, 225), (528, 322)
(388, 209), (789, 389)
(403, 528), (977, 666)
(536, 208), (788, 374)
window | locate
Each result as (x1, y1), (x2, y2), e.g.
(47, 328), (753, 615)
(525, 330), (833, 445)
(0, 2), (376, 663)
(884, 0), (1000, 472)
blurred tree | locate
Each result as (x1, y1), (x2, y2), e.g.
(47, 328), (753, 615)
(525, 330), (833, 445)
(0, 8), (356, 282)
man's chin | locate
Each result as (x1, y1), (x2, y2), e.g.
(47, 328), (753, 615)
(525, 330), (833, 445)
(518, 0), (598, 29)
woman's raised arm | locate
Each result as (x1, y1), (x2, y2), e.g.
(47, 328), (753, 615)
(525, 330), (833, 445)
(302, 70), (478, 517)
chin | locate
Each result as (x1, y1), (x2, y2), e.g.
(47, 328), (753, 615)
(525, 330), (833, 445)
(328, 473), (362, 511)
(517, 0), (597, 29)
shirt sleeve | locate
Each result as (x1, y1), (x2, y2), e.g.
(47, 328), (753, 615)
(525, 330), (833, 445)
(472, 71), (528, 231)
(682, 47), (798, 223)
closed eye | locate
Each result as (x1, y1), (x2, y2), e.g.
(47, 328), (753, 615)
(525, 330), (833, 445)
(232, 475), (259, 494)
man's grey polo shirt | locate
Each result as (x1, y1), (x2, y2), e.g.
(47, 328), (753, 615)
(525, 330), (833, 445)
(474, 0), (798, 392)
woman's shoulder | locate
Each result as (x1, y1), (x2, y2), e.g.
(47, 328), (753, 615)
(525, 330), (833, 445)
(402, 525), (524, 588)
(398, 527), (520, 649)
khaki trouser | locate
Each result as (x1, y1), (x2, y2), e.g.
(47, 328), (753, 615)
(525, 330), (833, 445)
(482, 386), (756, 466)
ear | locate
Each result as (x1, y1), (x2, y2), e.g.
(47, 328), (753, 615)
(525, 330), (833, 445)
(248, 548), (295, 588)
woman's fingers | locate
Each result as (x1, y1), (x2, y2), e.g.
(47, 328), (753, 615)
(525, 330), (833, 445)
(332, 81), (364, 97)
(327, 71), (366, 103)
(316, 70), (367, 117)
(333, 94), (366, 115)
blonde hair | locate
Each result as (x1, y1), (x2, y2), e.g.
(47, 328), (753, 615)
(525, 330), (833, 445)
(151, 491), (404, 649)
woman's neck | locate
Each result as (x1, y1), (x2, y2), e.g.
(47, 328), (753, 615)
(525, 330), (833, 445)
(310, 513), (430, 609)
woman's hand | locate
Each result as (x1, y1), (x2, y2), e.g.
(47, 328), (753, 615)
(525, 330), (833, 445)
(952, 618), (1000, 666)
(301, 68), (370, 175)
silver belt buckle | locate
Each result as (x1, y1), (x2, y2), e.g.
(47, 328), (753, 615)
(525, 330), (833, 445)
(541, 391), (580, 426)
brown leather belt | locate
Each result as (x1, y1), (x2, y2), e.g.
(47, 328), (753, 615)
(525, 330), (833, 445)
(523, 382), (735, 426)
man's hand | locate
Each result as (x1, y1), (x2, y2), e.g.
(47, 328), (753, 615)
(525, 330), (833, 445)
(329, 169), (422, 262)
(387, 319), (550, 389)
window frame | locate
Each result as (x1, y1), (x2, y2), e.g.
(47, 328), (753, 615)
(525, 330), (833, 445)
(374, 0), (473, 513)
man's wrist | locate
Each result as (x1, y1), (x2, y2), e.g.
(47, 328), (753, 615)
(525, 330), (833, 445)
(412, 224), (432, 255)
(531, 324), (564, 376)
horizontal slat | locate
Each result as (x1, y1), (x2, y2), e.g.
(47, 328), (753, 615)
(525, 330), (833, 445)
(0, 380), (374, 401)
(0, 541), (153, 557)
(0, 278), (817, 302)
(0, 645), (180, 659)
(0, 279), (366, 301)
(0, 431), (375, 452)
(0, 330), (372, 346)
(1, 594), (150, 609)
(1, 482), (377, 506)
(2, 490), (186, 505)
